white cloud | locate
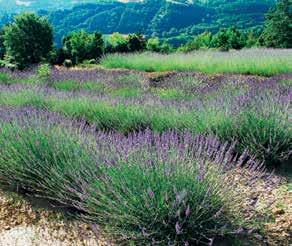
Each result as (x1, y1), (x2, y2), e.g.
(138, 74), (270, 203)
(15, 0), (32, 7)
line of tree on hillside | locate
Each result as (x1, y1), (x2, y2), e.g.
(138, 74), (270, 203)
(0, 0), (290, 70)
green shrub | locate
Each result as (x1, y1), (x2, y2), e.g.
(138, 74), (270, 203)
(37, 63), (51, 82)
(63, 59), (73, 68)
(3, 13), (53, 69)
(0, 72), (12, 85)
(127, 33), (146, 52)
(0, 60), (5, 68)
(62, 31), (104, 64)
(106, 32), (129, 53)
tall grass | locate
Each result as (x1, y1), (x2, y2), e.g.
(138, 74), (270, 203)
(0, 111), (263, 244)
(101, 49), (292, 76)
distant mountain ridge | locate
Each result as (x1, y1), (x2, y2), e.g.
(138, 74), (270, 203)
(0, 0), (276, 46)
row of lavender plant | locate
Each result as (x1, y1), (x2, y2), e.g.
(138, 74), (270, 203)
(0, 106), (266, 245)
(1, 73), (291, 165)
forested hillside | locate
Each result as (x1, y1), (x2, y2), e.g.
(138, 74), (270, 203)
(47, 0), (276, 46)
(0, 0), (276, 46)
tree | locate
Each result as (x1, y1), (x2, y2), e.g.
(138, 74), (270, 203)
(160, 42), (173, 54)
(194, 32), (213, 49)
(62, 30), (104, 64)
(146, 37), (161, 52)
(261, 0), (292, 48)
(146, 37), (173, 53)
(107, 32), (129, 53)
(3, 13), (53, 69)
(180, 32), (213, 52)
(211, 27), (245, 51)
(127, 33), (146, 52)
(226, 27), (246, 50)
(210, 29), (230, 51)
(245, 29), (260, 48)
(0, 29), (5, 59)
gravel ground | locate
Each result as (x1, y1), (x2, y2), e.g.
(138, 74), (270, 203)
(229, 170), (292, 246)
(0, 191), (111, 246)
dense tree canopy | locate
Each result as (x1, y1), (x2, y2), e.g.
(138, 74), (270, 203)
(128, 33), (146, 52)
(62, 31), (104, 64)
(179, 27), (249, 52)
(106, 33), (129, 53)
(146, 37), (161, 52)
(38, 0), (275, 47)
(261, 0), (292, 48)
(3, 13), (53, 69)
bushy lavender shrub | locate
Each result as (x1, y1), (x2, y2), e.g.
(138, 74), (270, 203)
(0, 121), (97, 205)
(0, 108), (263, 245)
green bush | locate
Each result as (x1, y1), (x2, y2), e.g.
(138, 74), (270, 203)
(0, 72), (11, 85)
(63, 59), (73, 68)
(146, 37), (161, 52)
(62, 31), (104, 64)
(106, 32), (129, 53)
(3, 13), (53, 69)
(127, 33), (146, 52)
(37, 63), (51, 82)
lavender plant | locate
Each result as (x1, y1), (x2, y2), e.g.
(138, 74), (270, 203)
(0, 108), (263, 245)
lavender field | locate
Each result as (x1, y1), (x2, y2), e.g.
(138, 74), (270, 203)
(0, 63), (291, 245)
